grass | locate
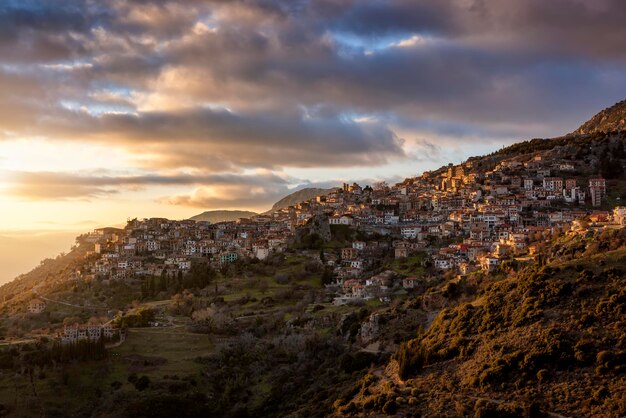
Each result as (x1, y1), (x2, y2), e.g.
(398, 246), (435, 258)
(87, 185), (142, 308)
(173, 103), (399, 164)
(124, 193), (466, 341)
(386, 253), (426, 276)
(110, 326), (213, 377)
(605, 179), (626, 207)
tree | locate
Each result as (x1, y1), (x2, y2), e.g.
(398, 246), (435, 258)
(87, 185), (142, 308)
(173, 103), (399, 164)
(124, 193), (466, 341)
(134, 375), (150, 391)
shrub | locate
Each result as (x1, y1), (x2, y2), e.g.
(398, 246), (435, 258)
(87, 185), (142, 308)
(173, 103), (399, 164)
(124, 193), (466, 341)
(395, 340), (428, 379)
(134, 375), (151, 391)
(382, 399), (397, 414)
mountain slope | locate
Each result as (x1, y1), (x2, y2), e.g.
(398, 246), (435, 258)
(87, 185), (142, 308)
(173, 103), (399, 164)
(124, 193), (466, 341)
(575, 99), (626, 134)
(332, 229), (626, 417)
(267, 187), (335, 213)
(189, 210), (258, 223)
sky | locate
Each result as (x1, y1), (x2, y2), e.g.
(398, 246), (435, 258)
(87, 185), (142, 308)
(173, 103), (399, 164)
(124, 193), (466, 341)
(1, 0), (626, 281)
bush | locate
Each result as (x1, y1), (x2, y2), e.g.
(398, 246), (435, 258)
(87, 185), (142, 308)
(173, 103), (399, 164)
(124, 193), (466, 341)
(395, 340), (429, 380)
(382, 399), (397, 414)
(134, 375), (151, 391)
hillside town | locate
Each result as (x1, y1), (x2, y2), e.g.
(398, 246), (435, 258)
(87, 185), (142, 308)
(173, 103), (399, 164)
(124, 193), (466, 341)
(22, 149), (623, 318)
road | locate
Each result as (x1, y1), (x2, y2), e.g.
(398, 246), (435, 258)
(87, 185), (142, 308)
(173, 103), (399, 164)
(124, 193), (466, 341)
(32, 285), (108, 311)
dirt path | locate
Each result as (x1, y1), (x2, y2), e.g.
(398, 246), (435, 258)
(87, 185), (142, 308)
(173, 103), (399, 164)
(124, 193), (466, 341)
(32, 286), (108, 311)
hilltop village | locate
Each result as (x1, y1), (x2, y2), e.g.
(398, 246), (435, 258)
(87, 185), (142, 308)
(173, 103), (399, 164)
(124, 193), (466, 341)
(22, 143), (624, 322)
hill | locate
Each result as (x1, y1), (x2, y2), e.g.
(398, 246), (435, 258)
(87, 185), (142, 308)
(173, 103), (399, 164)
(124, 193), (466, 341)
(575, 99), (626, 135)
(331, 228), (626, 417)
(0, 231), (77, 286)
(266, 187), (336, 213)
(189, 188), (336, 222)
(189, 210), (258, 223)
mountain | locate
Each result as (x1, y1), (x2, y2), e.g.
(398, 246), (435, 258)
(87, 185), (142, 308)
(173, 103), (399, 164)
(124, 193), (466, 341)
(189, 210), (258, 223)
(575, 99), (626, 134)
(266, 187), (336, 213)
(189, 188), (335, 222)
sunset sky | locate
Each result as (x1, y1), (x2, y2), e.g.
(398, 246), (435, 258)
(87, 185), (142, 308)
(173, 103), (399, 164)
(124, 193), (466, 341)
(1, 0), (626, 280)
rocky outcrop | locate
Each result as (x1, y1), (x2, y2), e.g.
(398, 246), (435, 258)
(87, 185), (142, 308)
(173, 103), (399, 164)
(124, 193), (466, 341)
(294, 214), (332, 244)
(575, 99), (626, 134)
(360, 313), (383, 343)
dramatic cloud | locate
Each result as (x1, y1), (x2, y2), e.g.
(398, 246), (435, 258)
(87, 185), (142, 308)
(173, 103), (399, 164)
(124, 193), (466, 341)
(2, 0), (626, 208)
(2, 170), (294, 200)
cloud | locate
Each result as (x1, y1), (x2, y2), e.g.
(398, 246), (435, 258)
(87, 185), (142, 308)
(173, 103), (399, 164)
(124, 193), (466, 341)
(163, 184), (290, 209)
(1, 0), (626, 199)
(37, 107), (406, 169)
(2, 168), (405, 211)
(2, 169), (295, 201)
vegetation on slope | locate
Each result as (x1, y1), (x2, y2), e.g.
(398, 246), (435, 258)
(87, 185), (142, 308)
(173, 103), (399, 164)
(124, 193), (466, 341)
(334, 229), (626, 417)
(267, 187), (335, 213)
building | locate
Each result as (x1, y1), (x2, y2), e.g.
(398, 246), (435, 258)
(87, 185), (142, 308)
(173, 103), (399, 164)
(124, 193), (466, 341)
(253, 247), (270, 260)
(543, 177), (563, 191)
(341, 247), (359, 260)
(352, 241), (366, 251)
(394, 247), (408, 259)
(523, 178), (534, 190)
(402, 277), (421, 289)
(479, 255), (502, 272)
(220, 252), (238, 264)
(27, 299), (46, 314)
(589, 178), (606, 207)
(329, 215), (354, 226)
(613, 206), (626, 225)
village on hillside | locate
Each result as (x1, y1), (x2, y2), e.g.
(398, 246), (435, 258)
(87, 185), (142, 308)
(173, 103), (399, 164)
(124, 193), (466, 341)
(18, 146), (626, 345)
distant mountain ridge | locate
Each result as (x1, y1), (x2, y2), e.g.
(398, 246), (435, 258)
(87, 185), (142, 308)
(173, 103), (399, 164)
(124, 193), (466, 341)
(189, 210), (258, 223)
(575, 99), (626, 134)
(189, 188), (336, 222)
(265, 187), (336, 213)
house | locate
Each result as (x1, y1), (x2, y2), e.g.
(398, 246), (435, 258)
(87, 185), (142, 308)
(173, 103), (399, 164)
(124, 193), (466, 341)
(543, 177), (563, 192)
(589, 178), (606, 207)
(350, 260), (364, 270)
(564, 178), (577, 190)
(352, 241), (366, 251)
(342, 247), (359, 260)
(394, 247), (408, 259)
(177, 259), (192, 270)
(401, 226), (420, 239)
(459, 263), (477, 275)
(220, 252), (238, 264)
(102, 323), (115, 339)
(87, 324), (102, 340)
(27, 299), (46, 314)
(523, 178), (534, 190)
(329, 214), (354, 226)
(351, 284), (366, 298)
(402, 277), (421, 289)
(253, 247), (270, 260)
(613, 206), (626, 225)
(434, 258), (452, 270)
(479, 255), (502, 272)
